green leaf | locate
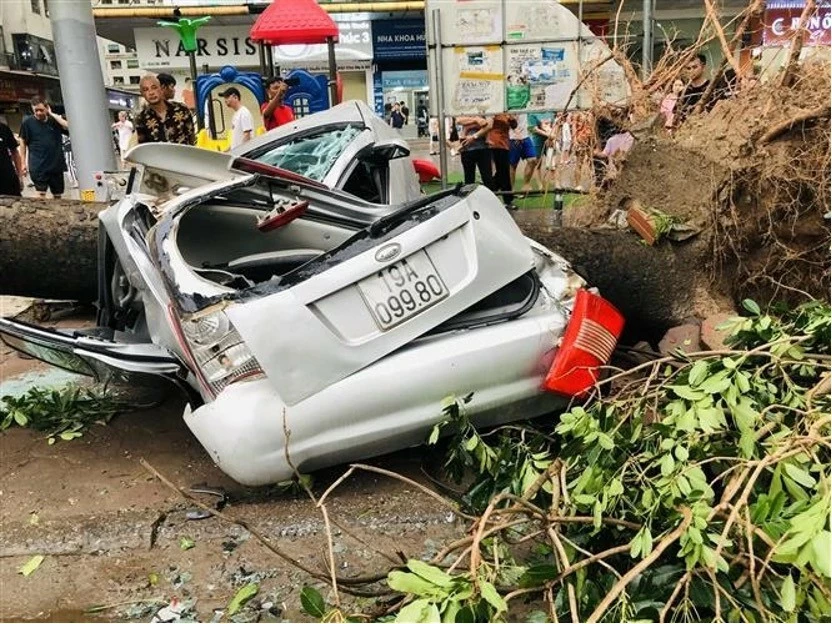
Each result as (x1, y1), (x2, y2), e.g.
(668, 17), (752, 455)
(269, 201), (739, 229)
(13, 410), (29, 426)
(699, 371), (732, 395)
(607, 477), (624, 497)
(660, 453), (675, 477)
(597, 432), (614, 450)
(396, 599), (440, 623)
(179, 536), (195, 551)
(674, 445), (689, 462)
(739, 431), (755, 458)
(742, 299), (761, 316)
(630, 527), (651, 559)
(669, 386), (705, 401)
(780, 575), (796, 612)
(299, 586), (326, 618)
(783, 462), (817, 489)
(388, 571), (444, 597)
(18, 555), (44, 577)
(520, 564), (558, 587)
(479, 580), (507, 614)
(464, 436), (478, 452)
(810, 531), (831, 577)
(228, 583), (259, 616)
(688, 360), (709, 386)
(428, 425), (441, 445)
(732, 399), (759, 431)
(407, 560), (455, 588)
(526, 610), (549, 623)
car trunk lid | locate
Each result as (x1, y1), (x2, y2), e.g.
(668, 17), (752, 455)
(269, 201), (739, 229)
(223, 185), (534, 405)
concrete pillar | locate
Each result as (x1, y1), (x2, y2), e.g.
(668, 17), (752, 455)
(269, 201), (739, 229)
(50, 0), (117, 201)
(642, 0), (654, 79)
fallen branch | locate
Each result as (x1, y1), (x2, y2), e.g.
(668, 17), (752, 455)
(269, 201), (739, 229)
(586, 507), (693, 623)
(781, 0), (818, 88)
(139, 458), (391, 587)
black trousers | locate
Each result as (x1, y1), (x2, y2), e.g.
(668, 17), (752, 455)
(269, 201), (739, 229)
(490, 148), (513, 204)
(461, 148), (493, 189)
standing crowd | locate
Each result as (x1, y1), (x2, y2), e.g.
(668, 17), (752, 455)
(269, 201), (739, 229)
(424, 51), (758, 210)
(0, 71), (296, 199)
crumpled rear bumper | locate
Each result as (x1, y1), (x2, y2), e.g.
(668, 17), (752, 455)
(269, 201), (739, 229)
(184, 304), (569, 486)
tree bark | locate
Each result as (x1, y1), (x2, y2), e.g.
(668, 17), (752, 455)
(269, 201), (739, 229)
(0, 196), (731, 329)
(0, 196), (101, 302)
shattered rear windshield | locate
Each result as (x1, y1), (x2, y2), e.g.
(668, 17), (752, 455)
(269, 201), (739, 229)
(252, 124), (362, 182)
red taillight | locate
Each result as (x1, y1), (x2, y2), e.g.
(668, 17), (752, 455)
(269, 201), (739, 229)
(543, 289), (624, 398)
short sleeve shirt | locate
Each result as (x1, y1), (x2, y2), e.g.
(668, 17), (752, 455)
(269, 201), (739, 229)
(135, 101), (195, 145)
(230, 106), (255, 149)
(260, 102), (295, 131)
(19, 116), (66, 175)
(528, 112), (553, 149)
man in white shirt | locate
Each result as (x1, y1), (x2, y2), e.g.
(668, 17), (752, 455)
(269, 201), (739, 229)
(111, 111), (134, 167)
(220, 87), (254, 149)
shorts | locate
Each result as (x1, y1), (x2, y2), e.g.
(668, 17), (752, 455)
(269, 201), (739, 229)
(31, 170), (65, 196)
(509, 138), (537, 166)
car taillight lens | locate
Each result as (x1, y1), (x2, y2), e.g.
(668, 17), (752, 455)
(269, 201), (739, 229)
(543, 289), (624, 398)
(170, 307), (264, 398)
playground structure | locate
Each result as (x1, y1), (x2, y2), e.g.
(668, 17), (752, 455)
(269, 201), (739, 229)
(194, 65), (334, 152)
(190, 0), (344, 152)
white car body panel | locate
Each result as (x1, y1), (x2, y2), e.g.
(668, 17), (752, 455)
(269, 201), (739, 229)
(225, 186), (533, 405)
(186, 292), (568, 486)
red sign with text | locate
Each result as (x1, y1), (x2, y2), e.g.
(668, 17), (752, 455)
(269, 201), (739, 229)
(764, 1), (831, 46)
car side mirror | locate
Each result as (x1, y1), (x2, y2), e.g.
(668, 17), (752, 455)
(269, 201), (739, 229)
(357, 139), (410, 163)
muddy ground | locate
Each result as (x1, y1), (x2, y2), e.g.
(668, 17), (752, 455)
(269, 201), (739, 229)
(0, 310), (465, 623)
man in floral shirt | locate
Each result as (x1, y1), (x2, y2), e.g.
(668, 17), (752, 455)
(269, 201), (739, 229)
(135, 75), (195, 145)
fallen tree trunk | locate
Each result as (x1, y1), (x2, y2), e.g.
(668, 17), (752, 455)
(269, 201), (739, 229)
(512, 211), (732, 330)
(0, 196), (730, 330)
(0, 196), (101, 302)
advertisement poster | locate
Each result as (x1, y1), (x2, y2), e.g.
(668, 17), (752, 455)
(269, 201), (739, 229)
(445, 46), (504, 114)
(426, 0), (629, 115)
(505, 43), (578, 111)
(504, 0), (575, 41)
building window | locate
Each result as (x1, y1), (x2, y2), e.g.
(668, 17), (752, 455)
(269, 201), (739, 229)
(127, 59), (139, 69)
(107, 44), (120, 54)
(31, 0), (41, 15)
(113, 76), (124, 85)
(129, 75), (141, 85)
(110, 60), (122, 70)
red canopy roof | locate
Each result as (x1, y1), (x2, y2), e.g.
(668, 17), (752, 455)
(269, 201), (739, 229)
(250, 0), (339, 45)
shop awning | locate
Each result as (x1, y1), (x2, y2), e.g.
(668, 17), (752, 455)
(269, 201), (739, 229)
(250, 0), (339, 44)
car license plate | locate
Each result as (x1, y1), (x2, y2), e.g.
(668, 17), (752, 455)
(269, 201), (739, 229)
(358, 250), (449, 330)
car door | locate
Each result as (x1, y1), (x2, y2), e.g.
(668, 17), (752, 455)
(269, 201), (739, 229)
(219, 183), (535, 405)
(0, 318), (191, 396)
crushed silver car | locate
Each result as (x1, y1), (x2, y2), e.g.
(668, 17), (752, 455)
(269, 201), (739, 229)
(0, 102), (624, 486)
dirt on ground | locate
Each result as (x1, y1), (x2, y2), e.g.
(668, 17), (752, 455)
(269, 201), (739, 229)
(0, 312), (464, 623)
(565, 60), (831, 312)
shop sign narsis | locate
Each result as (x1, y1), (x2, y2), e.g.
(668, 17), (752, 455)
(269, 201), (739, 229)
(763, 1), (831, 47)
(135, 26), (258, 69)
(135, 15), (373, 71)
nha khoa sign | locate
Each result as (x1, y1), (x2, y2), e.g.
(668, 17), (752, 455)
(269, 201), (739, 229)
(763, 1), (831, 46)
